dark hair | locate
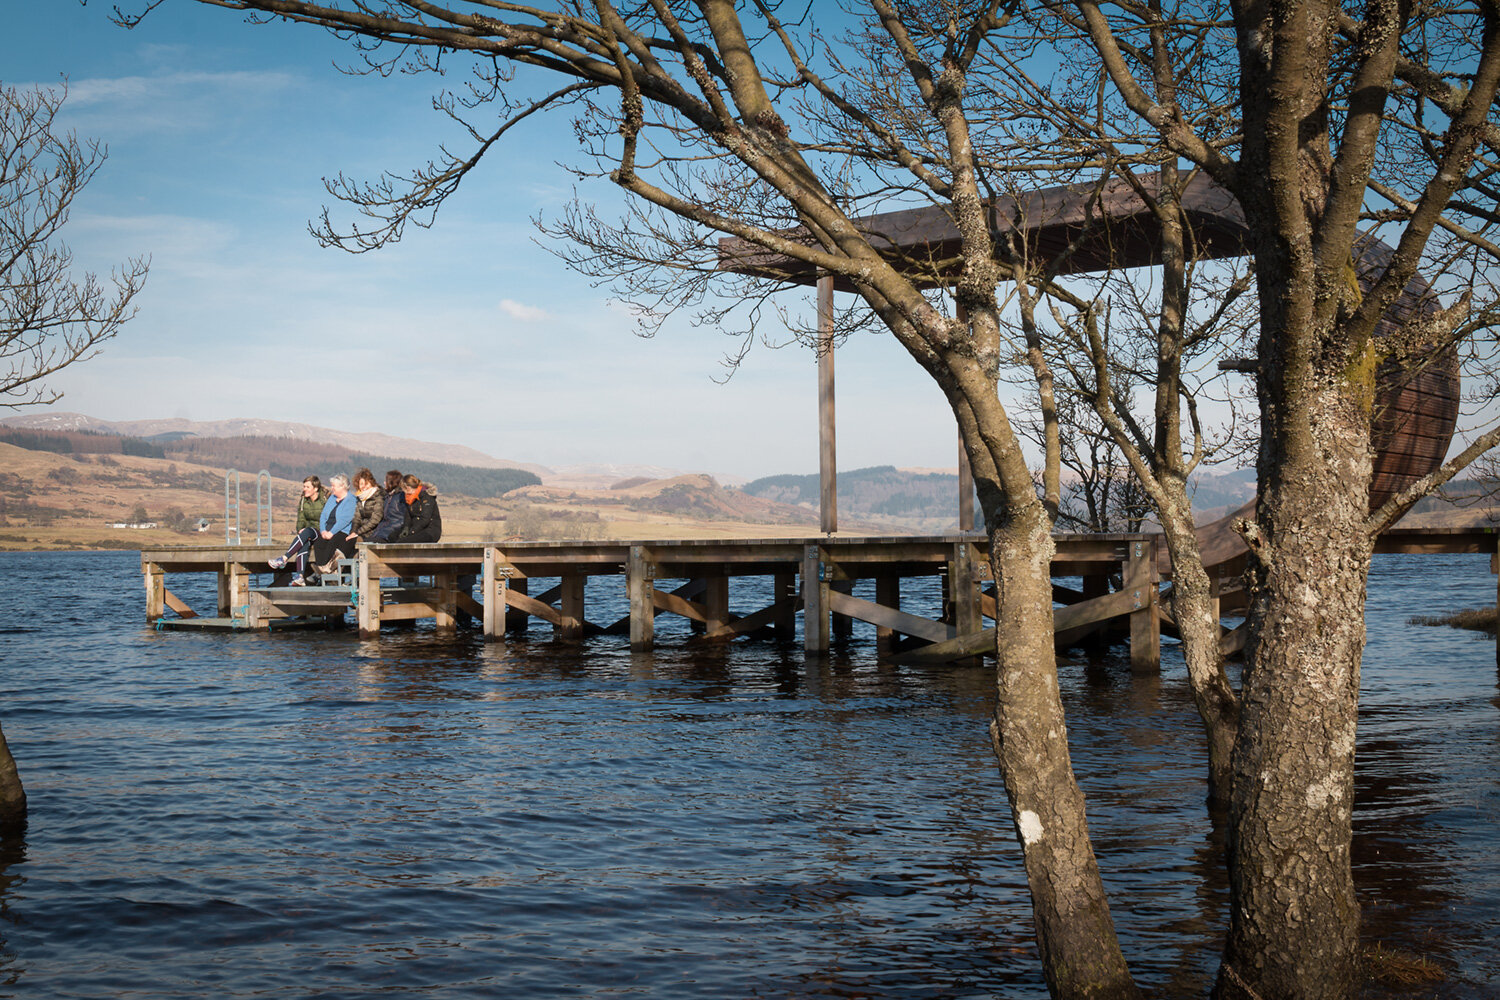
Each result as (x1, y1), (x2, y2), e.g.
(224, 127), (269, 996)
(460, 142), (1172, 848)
(354, 467), (375, 489)
(302, 475), (322, 491)
(384, 470), (403, 492)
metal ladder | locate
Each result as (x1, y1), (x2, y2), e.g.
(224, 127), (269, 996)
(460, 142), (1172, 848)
(225, 469), (273, 544)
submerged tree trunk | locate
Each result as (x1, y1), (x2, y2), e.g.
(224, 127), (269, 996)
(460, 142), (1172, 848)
(986, 495), (1140, 1000)
(1215, 385), (1372, 999)
(0, 722), (25, 835)
(1156, 497), (1239, 805)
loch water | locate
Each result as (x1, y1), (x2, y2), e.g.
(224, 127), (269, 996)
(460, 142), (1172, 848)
(0, 549), (1497, 998)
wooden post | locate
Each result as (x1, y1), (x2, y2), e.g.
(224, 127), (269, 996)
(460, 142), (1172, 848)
(356, 551), (380, 637)
(818, 274), (837, 535)
(435, 570), (457, 632)
(831, 579), (854, 638)
(1126, 536), (1161, 673)
(558, 574), (586, 639)
(875, 574), (901, 650)
(951, 542), (981, 666)
(773, 571), (797, 638)
(482, 547), (505, 640)
(507, 576), (529, 633)
(628, 545), (656, 651)
(218, 562), (251, 619)
(144, 562), (165, 622)
(704, 574), (729, 633)
(1081, 572), (1110, 654)
(803, 544), (829, 653)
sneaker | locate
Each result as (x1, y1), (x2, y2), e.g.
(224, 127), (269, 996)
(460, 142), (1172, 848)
(289, 574), (306, 586)
(269, 555), (287, 569)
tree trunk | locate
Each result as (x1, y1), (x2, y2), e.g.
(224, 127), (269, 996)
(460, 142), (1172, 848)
(0, 722), (25, 836)
(987, 499), (1139, 1000)
(1214, 388), (1370, 1000)
(1157, 499), (1239, 805)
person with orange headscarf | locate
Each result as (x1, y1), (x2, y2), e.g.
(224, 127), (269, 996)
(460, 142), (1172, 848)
(393, 473), (442, 542)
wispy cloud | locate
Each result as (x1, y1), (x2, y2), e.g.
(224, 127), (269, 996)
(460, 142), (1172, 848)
(499, 299), (548, 322)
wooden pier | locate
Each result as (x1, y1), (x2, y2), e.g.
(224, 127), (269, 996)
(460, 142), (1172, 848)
(139, 525), (1500, 665)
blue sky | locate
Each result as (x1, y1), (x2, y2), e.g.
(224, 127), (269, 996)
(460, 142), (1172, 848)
(2, 2), (969, 480)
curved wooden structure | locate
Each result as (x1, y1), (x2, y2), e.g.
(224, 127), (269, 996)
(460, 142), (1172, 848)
(717, 174), (1459, 513)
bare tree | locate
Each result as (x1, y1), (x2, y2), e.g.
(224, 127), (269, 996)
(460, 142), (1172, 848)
(117, 2), (1500, 998)
(2, 81), (148, 407)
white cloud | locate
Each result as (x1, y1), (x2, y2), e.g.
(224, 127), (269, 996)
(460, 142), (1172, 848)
(498, 299), (548, 322)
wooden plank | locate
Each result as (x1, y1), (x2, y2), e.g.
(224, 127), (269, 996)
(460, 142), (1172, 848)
(703, 574), (729, 632)
(162, 587), (198, 619)
(774, 572), (797, 637)
(1221, 621), (1249, 655)
(456, 593), (484, 619)
(653, 587), (710, 624)
(506, 588), (564, 628)
(892, 587), (1146, 665)
(826, 588), (956, 643)
(379, 602), (441, 621)
(875, 574), (901, 646)
(604, 578), (706, 634)
(702, 595), (803, 641)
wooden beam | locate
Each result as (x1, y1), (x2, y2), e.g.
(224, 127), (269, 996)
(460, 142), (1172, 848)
(818, 274), (837, 535)
(892, 587), (1147, 665)
(701, 595), (803, 641)
(875, 574), (901, 648)
(144, 563), (165, 622)
(703, 574), (729, 632)
(558, 573), (585, 639)
(356, 551), (379, 637)
(653, 587), (711, 623)
(827, 588), (956, 643)
(773, 572), (797, 638)
(482, 547), (503, 640)
(604, 578), (707, 634)
(506, 588), (564, 628)
(163, 587), (198, 619)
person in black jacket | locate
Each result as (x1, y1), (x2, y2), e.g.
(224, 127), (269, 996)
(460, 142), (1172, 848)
(395, 474), (442, 542)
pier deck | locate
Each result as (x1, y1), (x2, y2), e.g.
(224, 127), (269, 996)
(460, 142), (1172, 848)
(140, 527), (1499, 665)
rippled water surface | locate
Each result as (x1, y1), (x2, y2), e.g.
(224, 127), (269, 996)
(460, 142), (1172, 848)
(1, 550), (1497, 997)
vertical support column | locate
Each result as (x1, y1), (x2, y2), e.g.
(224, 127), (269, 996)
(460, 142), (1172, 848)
(704, 574), (729, 633)
(1126, 536), (1161, 673)
(773, 571), (797, 638)
(1081, 572), (1110, 653)
(434, 570), (457, 632)
(482, 547), (505, 640)
(817, 274), (837, 535)
(144, 562), (165, 623)
(506, 576), (529, 633)
(218, 562), (251, 619)
(875, 574), (901, 650)
(802, 544), (829, 654)
(356, 551), (380, 637)
(558, 574), (586, 639)
(951, 542), (981, 666)
(628, 545), (656, 651)
(831, 579), (855, 638)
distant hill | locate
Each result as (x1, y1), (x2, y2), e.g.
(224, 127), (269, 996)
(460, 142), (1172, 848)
(159, 436), (541, 499)
(0, 412), (549, 478)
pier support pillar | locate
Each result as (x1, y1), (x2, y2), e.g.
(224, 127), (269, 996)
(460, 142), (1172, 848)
(628, 545), (656, 651)
(558, 574), (586, 639)
(356, 552), (380, 637)
(1126, 536), (1160, 673)
(218, 562), (251, 620)
(950, 543), (982, 666)
(482, 547), (508, 641)
(875, 574), (901, 651)
(434, 571), (457, 632)
(144, 562), (165, 623)
(773, 572), (797, 638)
(704, 574), (729, 633)
(803, 545), (830, 654)
(506, 577), (529, 633)
(831, 579), (855, 638)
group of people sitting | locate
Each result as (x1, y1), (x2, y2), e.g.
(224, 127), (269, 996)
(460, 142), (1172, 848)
(269, 468), (442, 585)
